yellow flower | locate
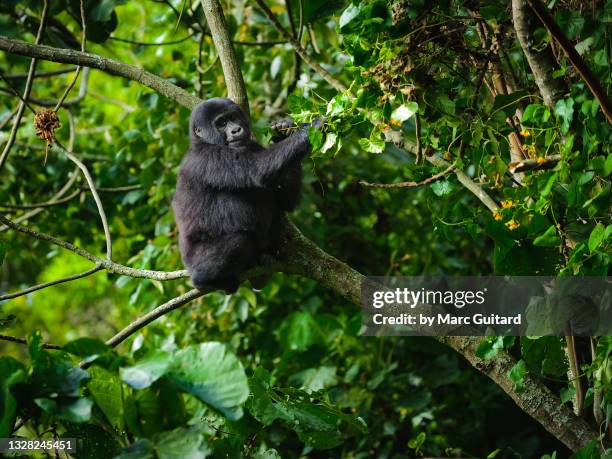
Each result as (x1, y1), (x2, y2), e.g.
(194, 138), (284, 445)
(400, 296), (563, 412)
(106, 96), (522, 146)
(501, 200), (515, 209)
(493, 212), (503, 221)
(505, 219), (520, 230)
(520, 130), (531, 137)
(536, 157), (546, 164)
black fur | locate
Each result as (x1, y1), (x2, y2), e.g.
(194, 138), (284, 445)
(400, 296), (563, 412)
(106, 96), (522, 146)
(172, 98), (310, 293)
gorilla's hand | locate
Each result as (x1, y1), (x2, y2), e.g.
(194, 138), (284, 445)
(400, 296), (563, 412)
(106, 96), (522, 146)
(271, 118), (295, 133)
(310, 116), (327, 130)
(271, 117), (327, 141)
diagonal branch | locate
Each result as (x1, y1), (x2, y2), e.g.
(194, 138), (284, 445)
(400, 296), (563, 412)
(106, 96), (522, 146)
(359, 163), (455, 189)
(527, 0), (612, 124)
(105, 289), (205, 348)
(0, 36), (201, 109)
(0, 265), (102, 301)
(0, 214), (188, 282)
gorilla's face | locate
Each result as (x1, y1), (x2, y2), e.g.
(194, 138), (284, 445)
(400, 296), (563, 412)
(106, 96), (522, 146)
(190, 98), (250, 147)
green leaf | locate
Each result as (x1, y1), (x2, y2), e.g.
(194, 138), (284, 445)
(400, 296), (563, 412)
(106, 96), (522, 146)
(430, 180), (453, 196)
(0, 357), (26, 437)
(491, 91), (528, 117)
(554, 98), (575, 133)
(508, 359), (527, 392)
(555, 10), (584, 39)
(320, 133), (338, 154)
(64, 423), (123, 459)
(88, 366), (124, 429)
(533, 226), (561, 247)
(0, 242), (7, 266)
(391, 102), (419, 123)
(121, 351), (172, 389)
(151, 427), (210, 459)
(605, 154), (612, 176)
(166, 342), (249, 421)
(279, 311), (324, 352)
(358, 137), (385, 154)
(588, 223), (606, 253)
(35, 397), (93, 423)
(289, 366), (338, 392)
(339, 4), (360, 30)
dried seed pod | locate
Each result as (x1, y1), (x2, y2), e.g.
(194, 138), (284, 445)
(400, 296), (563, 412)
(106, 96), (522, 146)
(34, 110), (60, 144)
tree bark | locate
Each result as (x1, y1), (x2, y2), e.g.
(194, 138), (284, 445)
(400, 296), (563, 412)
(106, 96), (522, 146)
(199, 0), (250, 116)
(527, 0), (612, 124)
(0, 36), (201, 109)
(512, 0), (567, 107)
(274, 218), (598, 452)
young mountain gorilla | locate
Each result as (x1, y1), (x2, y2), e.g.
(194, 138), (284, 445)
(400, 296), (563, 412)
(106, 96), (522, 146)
(173, 98), (312, 293)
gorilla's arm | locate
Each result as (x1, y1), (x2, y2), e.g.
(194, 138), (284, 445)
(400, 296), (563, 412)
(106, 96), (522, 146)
(184, 132), (309, 191)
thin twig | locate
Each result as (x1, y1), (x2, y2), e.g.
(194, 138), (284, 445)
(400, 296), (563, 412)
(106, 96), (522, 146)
(0, 265), (102, 301)
(61, 112), (112, 259)
(54, 0), (86, 112)
(0, 74), (37, 113)
(0, 165), (80, 230)
(0, 189), (81, 210)
(0, 67), (77, 80)
(359, 163), (455, 188)
(105, 289), (205, 348)
(0, 214), (188, 280)
(6, 68), (90, 108)
(90, 185), (142, 193)
(0, 334), (61, 350)
(253, 0), (346, 92)
(110, 32), (196, 46)
(0, 108), (18, 130)
(0, 0), (50, 173)
(415, 113), (422, 164)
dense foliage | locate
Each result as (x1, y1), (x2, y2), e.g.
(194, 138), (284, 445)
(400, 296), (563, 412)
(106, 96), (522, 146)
(0, 0), (610, 457)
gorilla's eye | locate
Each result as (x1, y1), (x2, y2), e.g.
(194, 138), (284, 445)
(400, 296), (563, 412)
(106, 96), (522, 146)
(216, 118), (227, 128)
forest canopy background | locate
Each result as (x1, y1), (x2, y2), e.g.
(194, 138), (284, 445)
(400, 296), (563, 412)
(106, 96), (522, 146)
(0, 0), (610, 457)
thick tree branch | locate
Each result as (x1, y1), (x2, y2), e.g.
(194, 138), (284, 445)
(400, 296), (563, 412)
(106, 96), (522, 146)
(199, 0), (250, 115)
(271, 218), (597, 451)
(439, 336), (598, 451)
(0, 36), (201, 109)
(527, 0), (612, 124)
(512, 0), (567, 107)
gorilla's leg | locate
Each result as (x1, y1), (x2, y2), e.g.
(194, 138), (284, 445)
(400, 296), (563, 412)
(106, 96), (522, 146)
(189, 232), (258, 293)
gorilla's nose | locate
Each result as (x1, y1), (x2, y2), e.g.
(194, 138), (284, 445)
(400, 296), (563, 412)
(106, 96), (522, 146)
(230, 125), (243, 135)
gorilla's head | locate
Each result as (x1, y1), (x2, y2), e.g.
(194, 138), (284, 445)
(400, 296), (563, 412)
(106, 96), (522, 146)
(190, 98), (251, 147)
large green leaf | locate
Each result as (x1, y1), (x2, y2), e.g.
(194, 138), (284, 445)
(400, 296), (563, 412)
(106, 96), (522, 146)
(166, 343), (249, 421)
(0, 357), (26, 437)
